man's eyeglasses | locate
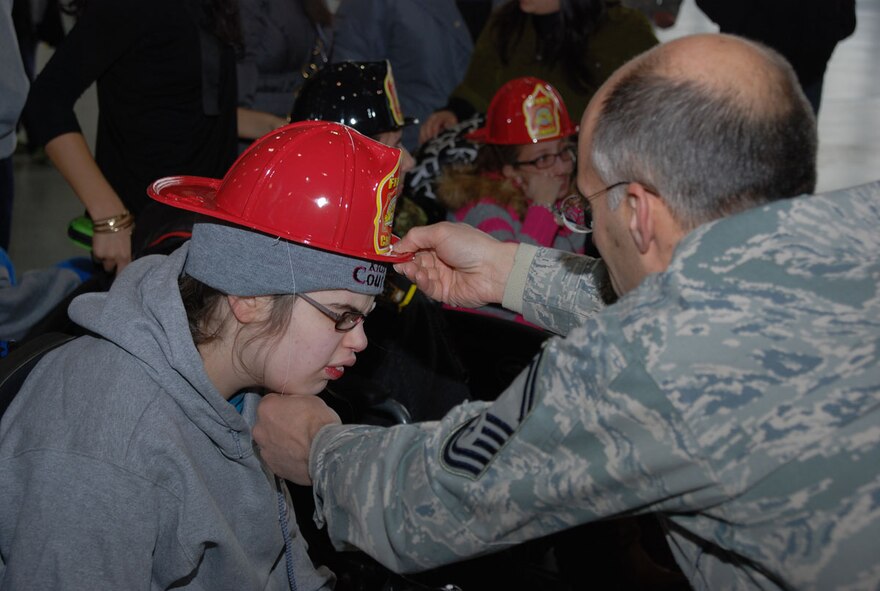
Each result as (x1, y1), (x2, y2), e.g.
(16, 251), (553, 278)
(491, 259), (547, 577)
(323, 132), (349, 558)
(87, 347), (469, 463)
(512, 146), (576, 170)
(556, 181), (630, 234)
(297, 293), (368, 332)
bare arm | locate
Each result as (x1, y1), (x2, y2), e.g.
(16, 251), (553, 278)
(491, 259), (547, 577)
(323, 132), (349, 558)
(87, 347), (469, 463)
(45, 132), (132, 273)
(236, 107), (288, 141)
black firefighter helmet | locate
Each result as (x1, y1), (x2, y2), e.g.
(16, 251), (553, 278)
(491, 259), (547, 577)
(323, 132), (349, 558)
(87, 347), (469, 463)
(290, 60), (418, 138)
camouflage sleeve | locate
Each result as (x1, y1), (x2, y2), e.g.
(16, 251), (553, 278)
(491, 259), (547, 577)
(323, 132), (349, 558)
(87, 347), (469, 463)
(309, 315), (720, 573)
(503, 245), (608, 336)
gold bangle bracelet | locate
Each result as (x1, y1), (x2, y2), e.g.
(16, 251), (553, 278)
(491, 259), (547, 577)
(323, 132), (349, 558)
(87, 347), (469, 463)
(92, 211), (134, 233)
(93, 220), (134, 234)
(92, 210), (130, 226)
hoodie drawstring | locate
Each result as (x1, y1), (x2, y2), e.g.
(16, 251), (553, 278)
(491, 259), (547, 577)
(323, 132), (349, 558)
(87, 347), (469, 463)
(275, 475), (298, 591)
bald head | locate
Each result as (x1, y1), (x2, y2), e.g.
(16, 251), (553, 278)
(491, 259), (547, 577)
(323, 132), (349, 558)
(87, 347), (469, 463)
(643, 34), (800, 117)
(653, 34), (777, 77)
(582, 33), (817, 229)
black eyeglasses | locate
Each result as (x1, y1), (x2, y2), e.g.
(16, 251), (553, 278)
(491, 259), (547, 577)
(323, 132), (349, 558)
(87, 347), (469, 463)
(512, 146), (576, 170)
(556, 181), (630, 233)
(297, 293), (368, 332)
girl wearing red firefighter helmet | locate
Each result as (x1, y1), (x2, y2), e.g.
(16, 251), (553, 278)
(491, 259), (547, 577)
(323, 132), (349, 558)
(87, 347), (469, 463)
(0, 121), (408, 590)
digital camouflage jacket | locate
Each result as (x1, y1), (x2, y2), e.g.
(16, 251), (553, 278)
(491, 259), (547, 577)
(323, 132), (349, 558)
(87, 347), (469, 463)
(310, 181), (880, 590)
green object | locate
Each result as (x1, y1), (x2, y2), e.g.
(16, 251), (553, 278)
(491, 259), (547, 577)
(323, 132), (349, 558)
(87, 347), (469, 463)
(67, 216), (93, 251)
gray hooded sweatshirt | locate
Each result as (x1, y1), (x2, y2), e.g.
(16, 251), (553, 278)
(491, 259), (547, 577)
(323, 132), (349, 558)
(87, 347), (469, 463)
(0, 245), (334, 590)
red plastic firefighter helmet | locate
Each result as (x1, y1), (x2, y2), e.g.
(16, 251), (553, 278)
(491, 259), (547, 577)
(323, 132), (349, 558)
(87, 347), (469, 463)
(147, 120), (411, 263)
(466, 77), (578, 145)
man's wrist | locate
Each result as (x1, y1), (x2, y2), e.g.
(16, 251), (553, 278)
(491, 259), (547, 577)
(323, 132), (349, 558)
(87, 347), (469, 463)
(502, 243), (539, 313)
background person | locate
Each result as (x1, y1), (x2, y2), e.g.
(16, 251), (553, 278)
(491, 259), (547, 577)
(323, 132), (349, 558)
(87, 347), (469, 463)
(331, 0), (480, 151)
(21, 0), (241, 273)
(695, 0), (856, 113)
(437, 76), (584, 254)
(0, 121), (409, 590)
(418, 0), (658, 145)
(436, 76), (587, 324)
(254, 34), (880, 590)
(236, 0), (334, 149)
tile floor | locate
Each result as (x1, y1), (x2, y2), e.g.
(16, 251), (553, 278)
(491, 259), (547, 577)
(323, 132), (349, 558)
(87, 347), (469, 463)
(8, 0), (880, 272)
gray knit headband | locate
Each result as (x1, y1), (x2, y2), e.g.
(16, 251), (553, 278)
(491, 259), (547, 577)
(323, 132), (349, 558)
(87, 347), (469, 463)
(184, 223), (386, 296)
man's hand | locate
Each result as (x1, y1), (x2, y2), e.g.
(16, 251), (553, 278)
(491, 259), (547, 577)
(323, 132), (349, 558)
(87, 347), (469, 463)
(253, 394), (341, 485)
(393, 222), (518, 308)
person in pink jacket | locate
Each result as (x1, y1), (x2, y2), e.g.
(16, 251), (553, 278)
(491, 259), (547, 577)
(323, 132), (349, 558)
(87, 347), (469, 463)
(437, 77), (589, 257)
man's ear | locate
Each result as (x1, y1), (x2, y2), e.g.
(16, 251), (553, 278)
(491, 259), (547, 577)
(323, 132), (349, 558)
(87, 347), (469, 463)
(227, 295), (269, 325)
(627, 182), (655, 254)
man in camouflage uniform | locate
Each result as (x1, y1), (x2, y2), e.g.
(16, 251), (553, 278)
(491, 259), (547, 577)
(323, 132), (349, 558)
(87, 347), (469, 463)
(254, 34), (880, 590)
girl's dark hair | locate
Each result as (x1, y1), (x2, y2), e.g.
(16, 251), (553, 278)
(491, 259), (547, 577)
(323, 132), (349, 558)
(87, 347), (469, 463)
(179, 274), (299, 347)
(179, 274), (299, 384)
(477, 144), (520, 173)
(493, 0), (607, 93)
(179, 274), (228, 346)
(63, 0), (242, 47)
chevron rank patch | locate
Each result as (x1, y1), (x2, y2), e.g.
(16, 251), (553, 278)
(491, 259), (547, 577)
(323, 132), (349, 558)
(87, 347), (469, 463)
(440, 350), (544, 479)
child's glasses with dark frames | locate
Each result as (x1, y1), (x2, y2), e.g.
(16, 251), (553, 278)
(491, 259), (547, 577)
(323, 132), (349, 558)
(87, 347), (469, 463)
(512, 146), (576, 170)
(297, 293), (367, 332)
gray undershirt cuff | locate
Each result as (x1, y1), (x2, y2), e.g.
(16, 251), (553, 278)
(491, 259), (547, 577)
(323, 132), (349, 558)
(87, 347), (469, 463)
(502, 243), (539, 314)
